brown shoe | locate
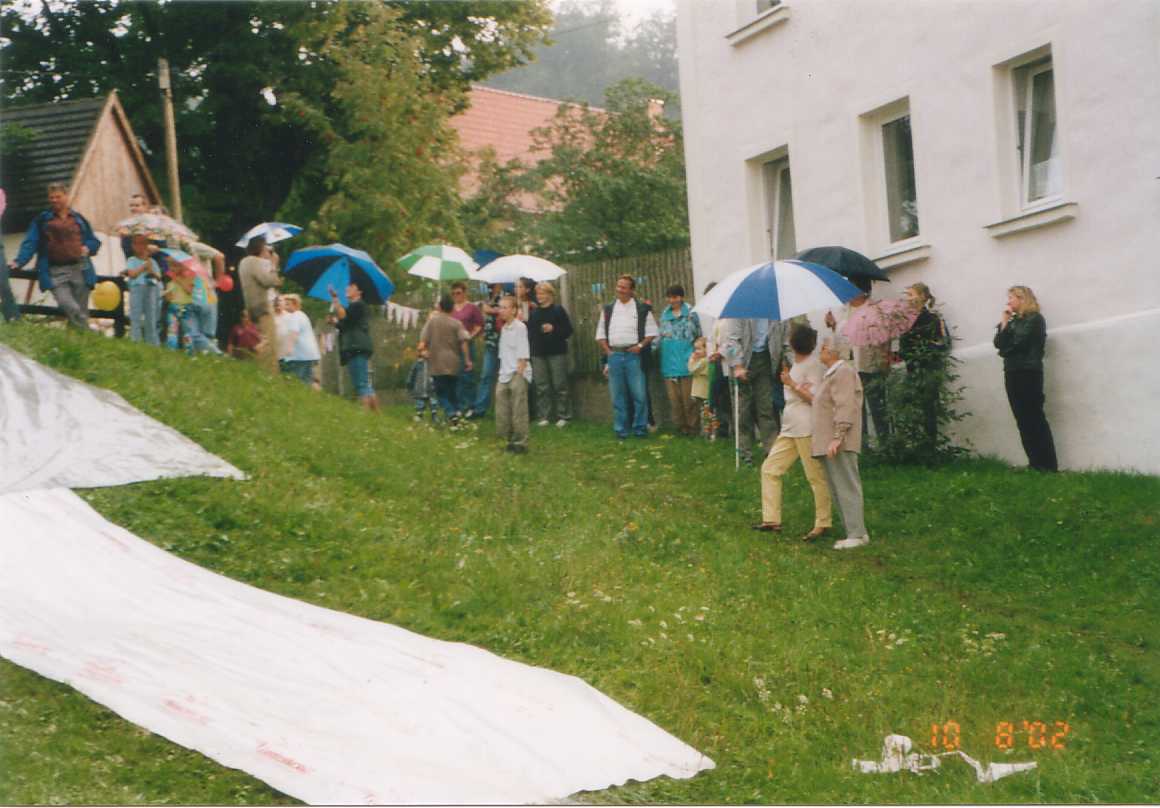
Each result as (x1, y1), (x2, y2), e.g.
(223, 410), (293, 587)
(802, 527), (831, 542)
(751, 522), (782, 533)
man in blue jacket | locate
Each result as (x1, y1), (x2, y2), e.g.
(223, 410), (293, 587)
(8, 182), (101, 329)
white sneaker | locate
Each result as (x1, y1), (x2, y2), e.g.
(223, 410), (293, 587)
(536, 419), (550, 427)
(833, 536), (870, 550)
(555, 419), (568, 428)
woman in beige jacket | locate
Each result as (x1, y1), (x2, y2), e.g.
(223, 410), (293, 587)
(811, 338), (870, 550)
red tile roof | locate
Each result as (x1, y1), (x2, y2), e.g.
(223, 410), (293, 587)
(452, 85), (598, 169)
(451, 86), (603, 210)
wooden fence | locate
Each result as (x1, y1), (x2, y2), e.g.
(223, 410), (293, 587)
(9, 268), (128, 336)
(557, 247), (694, 374)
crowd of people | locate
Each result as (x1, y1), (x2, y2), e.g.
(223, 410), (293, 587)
(395, 269), (1058, 550)
(0, 186), (330, 392)
(1, 182), (1061, 548)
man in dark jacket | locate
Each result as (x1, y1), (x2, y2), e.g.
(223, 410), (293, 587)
(9, 182), (101, 329)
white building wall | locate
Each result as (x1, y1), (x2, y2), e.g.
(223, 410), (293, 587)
(677, 0), (1160, 473)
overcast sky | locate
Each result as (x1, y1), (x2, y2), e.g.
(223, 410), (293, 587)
(613, 0), (676, 27)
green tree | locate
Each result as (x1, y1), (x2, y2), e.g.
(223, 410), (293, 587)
(457, 149), (536, 257)
(0, 1), (550, 250)
(277, 4), (466, 297)
(523, 78), (688, 260)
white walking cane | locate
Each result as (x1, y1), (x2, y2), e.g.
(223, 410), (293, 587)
(732, 374), (741, 471)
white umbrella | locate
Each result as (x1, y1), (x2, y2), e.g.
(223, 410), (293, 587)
(235, 222), (302, 248)
(473, 255), (566, 284)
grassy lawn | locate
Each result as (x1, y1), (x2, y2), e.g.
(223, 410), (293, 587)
(2, 324), (1158, 804)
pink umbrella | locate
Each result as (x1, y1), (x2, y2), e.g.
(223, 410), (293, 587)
(841, 298), (919, 347)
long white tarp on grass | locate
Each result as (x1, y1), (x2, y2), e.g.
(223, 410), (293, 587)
(0, 487), (714, 804)
(0, 343), (244, 493)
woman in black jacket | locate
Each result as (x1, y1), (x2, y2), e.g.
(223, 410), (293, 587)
(993, 285), (1057, 471)
(527, 282), (574, 426)
(899, 282), (949, 449)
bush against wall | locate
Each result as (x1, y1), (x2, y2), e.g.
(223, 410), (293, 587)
(873, 337), (971, 465)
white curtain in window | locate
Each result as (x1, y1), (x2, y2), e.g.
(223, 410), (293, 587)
(882, 115), (919, 242)
(1027, 69), (1061, 200)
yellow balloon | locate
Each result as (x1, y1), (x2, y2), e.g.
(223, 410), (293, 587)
(91, 281), (121, 311)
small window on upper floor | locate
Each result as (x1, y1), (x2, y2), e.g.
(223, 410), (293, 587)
(881, 113), (919, 243)
(1014, 57), (1061, 205)
(762, 156), (796, 259)
(859, 97), (921, 253)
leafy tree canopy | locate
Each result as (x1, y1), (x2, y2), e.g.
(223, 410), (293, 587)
(277, 4), (467, 298)
(0, 0), (551, 255)
(516, 78), (689, 261)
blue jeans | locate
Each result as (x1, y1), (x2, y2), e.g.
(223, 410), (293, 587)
(607, 351), (648, 437)
(456, 347), (477, 413)
(471, 346), (499, 415)
(346, 354), (374, 397)
(129, 283), (161, 345)
(185, 302), (221, 354)
(281, 359), (317, 384)
(433, 374), (459, 418)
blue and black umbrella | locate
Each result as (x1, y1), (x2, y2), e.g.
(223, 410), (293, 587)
(284, 244), (395, 306)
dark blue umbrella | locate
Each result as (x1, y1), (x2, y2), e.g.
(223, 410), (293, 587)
(472, 249), (503, 269)
(284, 244), (395, 306)
(796, 246), (890, 282)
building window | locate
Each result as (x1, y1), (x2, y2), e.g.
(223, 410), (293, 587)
(881, 114), (919, 242)
(1015, 58), (1061, 204)
(762, 157), (796, 259)
(756, 0), (781, 12)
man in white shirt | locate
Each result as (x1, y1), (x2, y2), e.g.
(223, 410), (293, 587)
(496, 295), (532, 454)
(595, 274), (660, 439)
(279, 293), (322, 386)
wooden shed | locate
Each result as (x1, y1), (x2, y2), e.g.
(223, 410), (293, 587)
(1, 91), (161, 301)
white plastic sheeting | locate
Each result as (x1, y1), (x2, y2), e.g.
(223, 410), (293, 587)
(853, 734), (1036, 784)
(0, 343), (244, 493)
(0, 486), (715, 803)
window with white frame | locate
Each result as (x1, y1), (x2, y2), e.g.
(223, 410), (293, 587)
(1014, 57), (1061, 204)
(762, 157), (796, 259)
(881, 112), (919, 242)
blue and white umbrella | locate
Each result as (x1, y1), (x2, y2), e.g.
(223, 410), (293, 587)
(235, 222), (302, 248)
(284, 244), (395, 306)
(695, 259), (863, 471)
(694, 259), (862, 321)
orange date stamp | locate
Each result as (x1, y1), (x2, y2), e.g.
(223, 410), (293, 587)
(928, 720), (1071, 751)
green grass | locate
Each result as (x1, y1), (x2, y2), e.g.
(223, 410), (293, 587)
(2, 324), (1158, 804)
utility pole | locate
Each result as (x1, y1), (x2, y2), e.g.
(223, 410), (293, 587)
(157, 58), (183, 222)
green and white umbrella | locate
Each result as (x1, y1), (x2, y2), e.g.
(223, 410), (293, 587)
(397, 244), (479, 281)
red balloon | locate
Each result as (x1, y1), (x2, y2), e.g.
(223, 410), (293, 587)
(216, 274), (234, 293)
